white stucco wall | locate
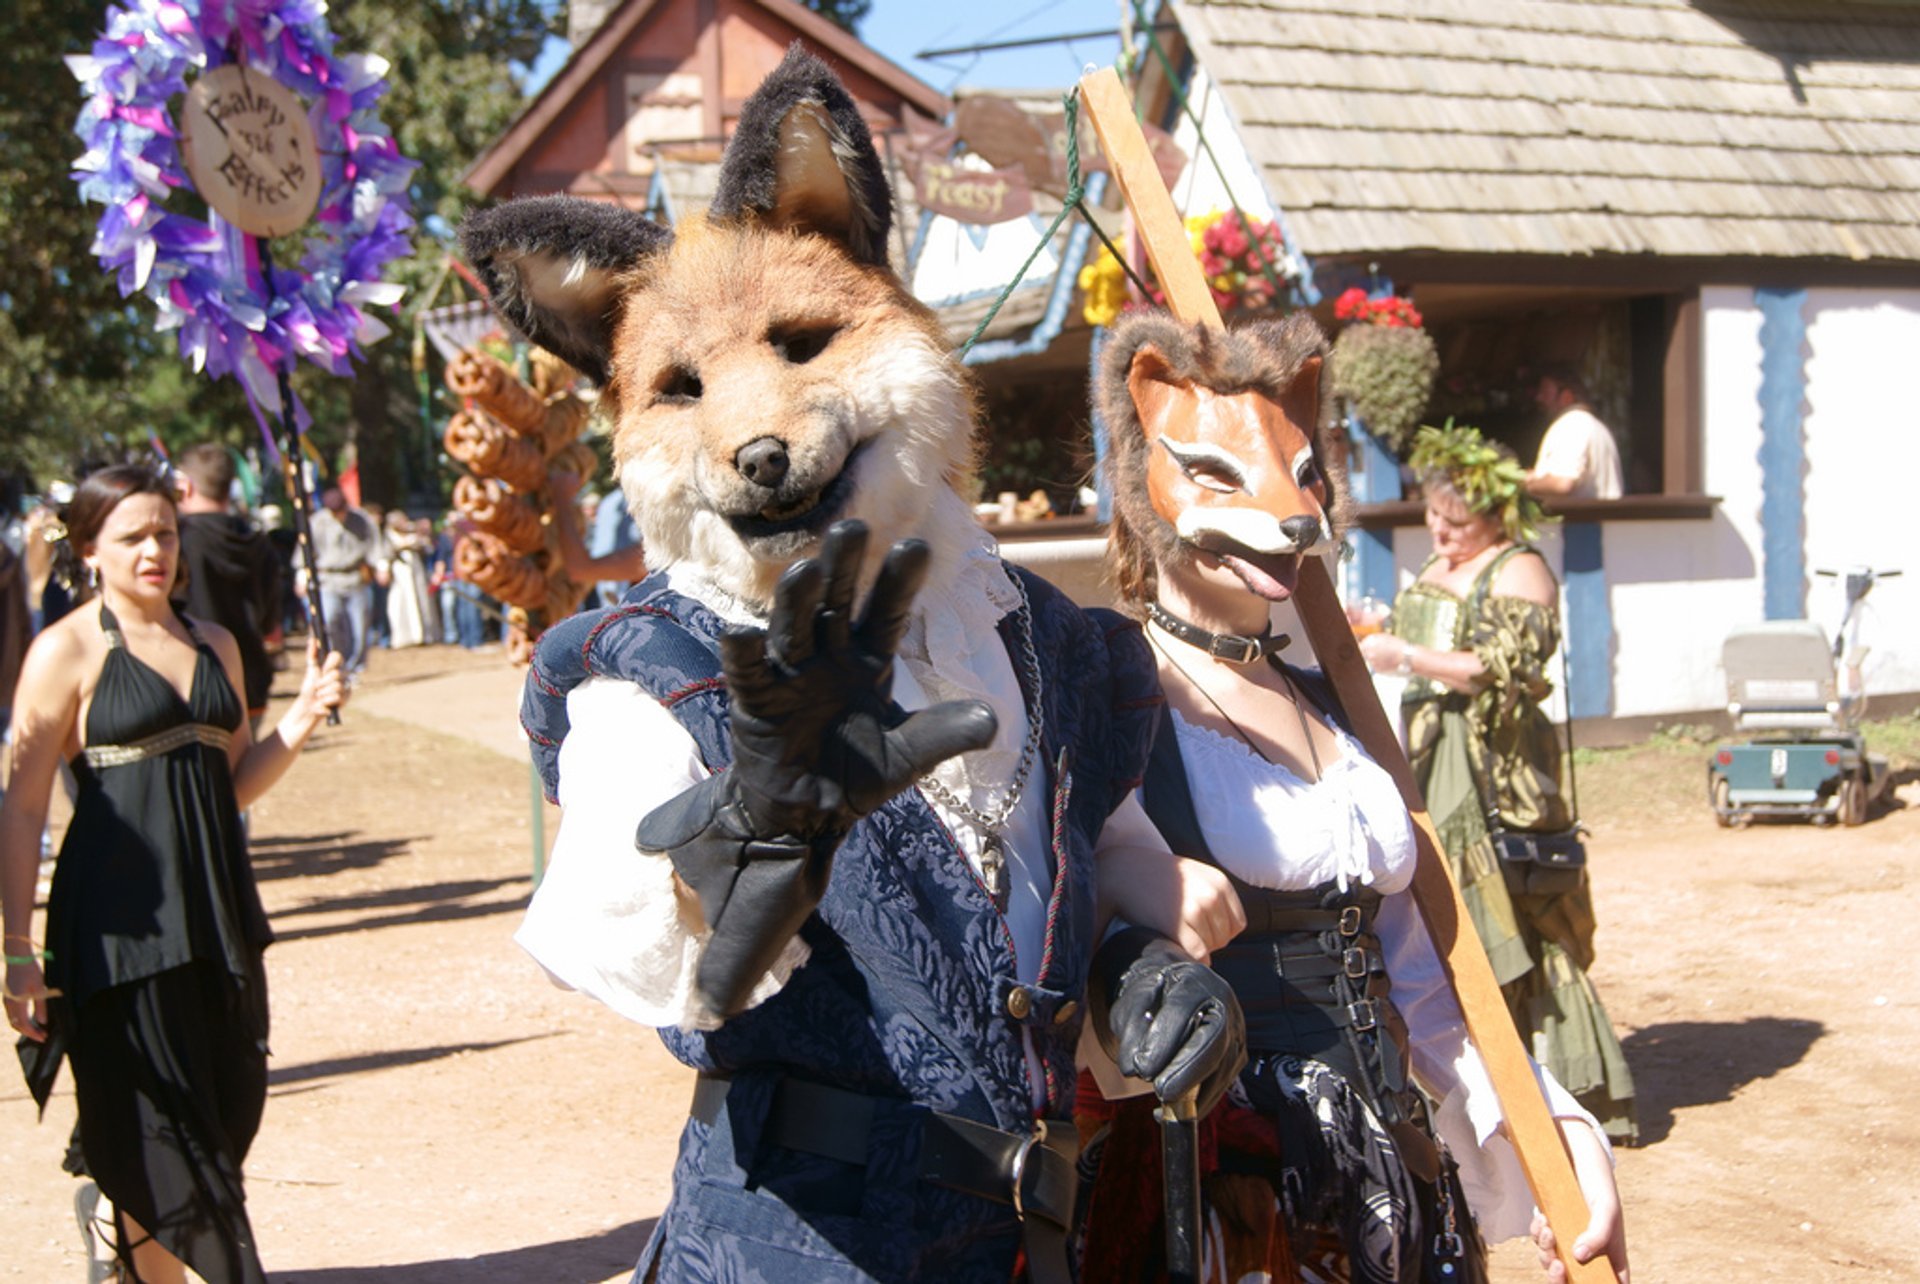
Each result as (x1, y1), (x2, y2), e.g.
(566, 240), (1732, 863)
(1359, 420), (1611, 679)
(1800, 289), (1920, 703)
(1366, 286), (1920, 720)
(1605, 288), (1771, 717)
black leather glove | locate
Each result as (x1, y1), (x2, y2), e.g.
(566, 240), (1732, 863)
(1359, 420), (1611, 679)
(637, 521), (998, 1019)
(1088, 927), (1247, 1118)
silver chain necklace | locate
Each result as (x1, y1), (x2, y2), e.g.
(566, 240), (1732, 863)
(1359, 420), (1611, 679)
(916, 570), (1044, 905)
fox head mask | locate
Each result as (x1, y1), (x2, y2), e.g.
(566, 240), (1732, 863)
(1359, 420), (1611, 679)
(461, 47), (977, 610)
(1096, 310), (1350, 607)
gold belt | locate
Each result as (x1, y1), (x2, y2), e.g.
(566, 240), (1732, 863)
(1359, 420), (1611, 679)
(83, 723), (233, 769)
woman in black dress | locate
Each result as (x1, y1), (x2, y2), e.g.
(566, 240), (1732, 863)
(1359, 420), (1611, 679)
(1, 464), (345, 1283)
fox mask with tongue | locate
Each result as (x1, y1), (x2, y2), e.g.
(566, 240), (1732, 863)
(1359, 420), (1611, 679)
(1096, 310), (1352, 609)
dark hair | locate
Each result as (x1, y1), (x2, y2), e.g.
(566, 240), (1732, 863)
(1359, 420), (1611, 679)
(1538, 362), (1589, 403)
(176, 442), (235, 500)
(64, 463), (179, 552)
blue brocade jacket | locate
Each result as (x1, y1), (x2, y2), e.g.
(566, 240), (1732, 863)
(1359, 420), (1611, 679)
(522, 567), (1160, 1283)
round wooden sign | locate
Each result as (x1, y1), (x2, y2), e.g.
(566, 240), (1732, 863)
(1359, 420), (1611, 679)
(178, 64), (322, 238)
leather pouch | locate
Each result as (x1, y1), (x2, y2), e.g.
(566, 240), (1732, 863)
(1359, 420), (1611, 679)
(1489, 826), (1588, 898)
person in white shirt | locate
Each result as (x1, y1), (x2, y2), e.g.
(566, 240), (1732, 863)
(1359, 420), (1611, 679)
(1526, 366), (1623, 500)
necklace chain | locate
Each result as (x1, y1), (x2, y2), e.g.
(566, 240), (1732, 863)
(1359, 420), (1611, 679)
(916, 570), (1044, 838)
(1149, 621), (1322, 780)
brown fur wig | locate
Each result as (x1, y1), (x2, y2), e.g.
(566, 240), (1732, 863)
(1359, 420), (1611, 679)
(1094, 309), (1352, 611)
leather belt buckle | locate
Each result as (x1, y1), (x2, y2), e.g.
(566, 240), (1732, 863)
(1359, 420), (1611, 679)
(1343, 946), (1369, 979)
(1009, 1119), (1047, 1221)
(1338, 905), (1363, 937)
(1207, 633), (1260, 664)
(1349, 997), (1378, 1031)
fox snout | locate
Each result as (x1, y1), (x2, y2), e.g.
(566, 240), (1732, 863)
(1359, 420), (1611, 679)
(1278, 513), (1323, 549)
(735, 437), (790, 489)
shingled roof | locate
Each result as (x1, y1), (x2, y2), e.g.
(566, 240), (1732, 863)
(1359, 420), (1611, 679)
(1170, 0), (1920, 263)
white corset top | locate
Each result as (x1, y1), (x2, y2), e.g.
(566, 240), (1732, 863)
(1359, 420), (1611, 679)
(1172, 701), (1418, 894)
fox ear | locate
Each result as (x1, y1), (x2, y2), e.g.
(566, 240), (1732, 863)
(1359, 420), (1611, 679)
(710, 44), (893, 267)
(460, 196), (672, 385)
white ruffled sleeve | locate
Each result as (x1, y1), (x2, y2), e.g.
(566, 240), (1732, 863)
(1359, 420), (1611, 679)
(512, 676), (810, 1031)
(1375, 888), (1612, 1244)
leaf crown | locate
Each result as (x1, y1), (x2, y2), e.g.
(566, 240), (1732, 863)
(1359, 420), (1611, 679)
(1407, 419), (1550, 542)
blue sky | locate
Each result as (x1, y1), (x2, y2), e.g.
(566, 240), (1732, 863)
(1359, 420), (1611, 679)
(862, 0), (1126, 93)
(524, 0), (1129, 97)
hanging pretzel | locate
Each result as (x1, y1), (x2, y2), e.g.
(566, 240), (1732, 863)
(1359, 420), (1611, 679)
(443, 409), (547, 493)
(447, 348), (547, 433)
(455, 531), (546, 610)
(453, 474), (544, 554)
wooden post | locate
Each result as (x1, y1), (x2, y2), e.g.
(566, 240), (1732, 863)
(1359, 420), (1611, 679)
(1079, 65), (1620, 1284)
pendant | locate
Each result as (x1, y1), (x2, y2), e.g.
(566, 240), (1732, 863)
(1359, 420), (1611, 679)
(979, 832), (1005, 903)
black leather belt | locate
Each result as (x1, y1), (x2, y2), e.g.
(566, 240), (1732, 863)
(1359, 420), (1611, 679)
(691, 1074), (1079, 1283)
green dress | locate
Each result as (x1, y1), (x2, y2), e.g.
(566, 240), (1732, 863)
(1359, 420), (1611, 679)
(1393, 546), (1639, 1143)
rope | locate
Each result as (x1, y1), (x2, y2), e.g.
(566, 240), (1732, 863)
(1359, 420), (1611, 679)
(956, 15), (1315, 361)
(960, 90), (1089, 357)
(1081, 204), (1154, 300)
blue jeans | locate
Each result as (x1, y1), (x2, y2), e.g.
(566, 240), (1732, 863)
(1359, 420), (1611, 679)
(447, 582), (489, 648)
(319, 581), (373, 673)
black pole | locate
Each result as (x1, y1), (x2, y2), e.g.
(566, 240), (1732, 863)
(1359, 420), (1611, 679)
(1158, 1089), (1202, 1283)
(255, 236), (340, 725)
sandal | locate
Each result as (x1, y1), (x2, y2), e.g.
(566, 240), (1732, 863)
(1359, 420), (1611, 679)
(74, 1181), (119, 1283)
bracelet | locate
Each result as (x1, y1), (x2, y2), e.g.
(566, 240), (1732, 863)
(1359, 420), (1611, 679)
(1396, 647), (1415, 677)
(4, 951), (51, 966)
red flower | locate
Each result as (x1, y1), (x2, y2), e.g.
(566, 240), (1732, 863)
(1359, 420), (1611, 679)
(1334, 287), (1369, 320)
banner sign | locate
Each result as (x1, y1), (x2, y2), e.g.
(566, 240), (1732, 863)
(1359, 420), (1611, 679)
(179, 65), (322, 238)
(906, 94), (1189, 223)
(911, 158), (1034, 224)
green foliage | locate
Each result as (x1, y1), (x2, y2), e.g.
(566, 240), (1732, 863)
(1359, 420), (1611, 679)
(0, 0), (558, 508)
(1406, 419), (1548, 542)
(798, 0), (871, 33)
(1649, 721), (1719, 748)
(1864, 712), (1920, 769)
(1328, 322), (1438, 455)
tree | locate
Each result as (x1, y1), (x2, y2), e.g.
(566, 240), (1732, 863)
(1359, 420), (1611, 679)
(0, 0), (560, 506)
(799, 0), (870, 35)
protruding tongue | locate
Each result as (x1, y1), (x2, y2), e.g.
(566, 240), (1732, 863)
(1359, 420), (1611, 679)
(1218, 550), (1299, 602)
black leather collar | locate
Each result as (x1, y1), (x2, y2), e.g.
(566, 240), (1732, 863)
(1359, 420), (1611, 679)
(1147, 602), (1290, 665)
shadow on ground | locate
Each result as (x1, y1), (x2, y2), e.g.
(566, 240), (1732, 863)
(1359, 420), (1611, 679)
(1623, 1016), (1824, 1146)
(273, 876), (529, 921)
(251, 832), (418, 882)
(271, 889), (529, 943)
(273, 1219), (655, 1283)
(268, 1036), (553, 1090)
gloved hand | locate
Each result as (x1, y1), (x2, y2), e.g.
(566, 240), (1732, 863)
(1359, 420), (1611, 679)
(638, 521), (998, 1018)
(1089, 926), (1247, 1117)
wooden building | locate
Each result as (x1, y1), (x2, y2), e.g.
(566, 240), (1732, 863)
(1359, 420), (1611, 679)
(464, 0), (945, 258)
(1145, 0), (1920, 722)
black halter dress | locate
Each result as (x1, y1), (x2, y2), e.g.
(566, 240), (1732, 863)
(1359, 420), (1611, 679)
(36, 603), (273, 1283)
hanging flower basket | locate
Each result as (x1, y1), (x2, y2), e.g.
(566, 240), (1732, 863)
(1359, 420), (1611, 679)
(1327, 288), (1438, 456)
(1077, 209), (1296, 328)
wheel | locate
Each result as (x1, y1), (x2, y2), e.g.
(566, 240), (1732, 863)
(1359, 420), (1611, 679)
(1710, 774), (1734, 828)
(1839, 775), (1868, 826)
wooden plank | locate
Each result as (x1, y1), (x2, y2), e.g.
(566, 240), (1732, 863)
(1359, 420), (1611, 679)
(1078, 63), (1622, 1284)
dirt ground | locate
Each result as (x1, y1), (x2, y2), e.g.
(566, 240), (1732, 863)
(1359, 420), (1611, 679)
(3, 642), (1916, 1282)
